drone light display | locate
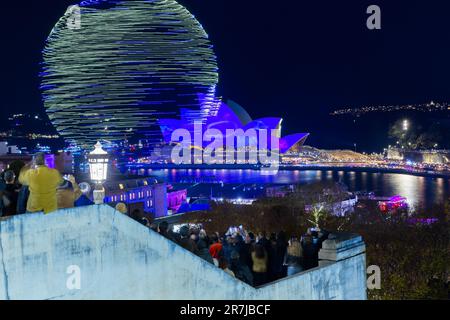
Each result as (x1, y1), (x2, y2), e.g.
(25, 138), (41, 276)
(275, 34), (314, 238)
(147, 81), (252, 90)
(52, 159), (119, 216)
(40, 0), (219, 148)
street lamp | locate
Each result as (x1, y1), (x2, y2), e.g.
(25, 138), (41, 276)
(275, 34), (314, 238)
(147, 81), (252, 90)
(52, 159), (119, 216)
(88, 141), (109, 204)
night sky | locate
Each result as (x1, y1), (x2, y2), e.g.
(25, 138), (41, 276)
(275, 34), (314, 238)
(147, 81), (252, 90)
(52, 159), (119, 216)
(1, 0), (450, 151)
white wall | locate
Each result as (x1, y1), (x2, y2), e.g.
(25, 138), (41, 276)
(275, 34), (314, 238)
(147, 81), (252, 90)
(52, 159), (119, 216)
(0, 205), (367, 300)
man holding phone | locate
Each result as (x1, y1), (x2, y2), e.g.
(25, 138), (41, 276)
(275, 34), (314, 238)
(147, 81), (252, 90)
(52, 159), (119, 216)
(19, 152), (63, 214)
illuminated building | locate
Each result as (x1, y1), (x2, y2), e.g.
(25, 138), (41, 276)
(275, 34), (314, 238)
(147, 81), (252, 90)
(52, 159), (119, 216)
(103, 178), (168, 218)
(101, 178), (190, 217)
(40, 0), (218, 148)
(158, 99), (309, 159)
(0, 142), (21, 155)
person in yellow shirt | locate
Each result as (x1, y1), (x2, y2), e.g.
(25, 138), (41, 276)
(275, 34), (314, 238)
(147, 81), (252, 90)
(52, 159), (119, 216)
(19, 153), (63, 214)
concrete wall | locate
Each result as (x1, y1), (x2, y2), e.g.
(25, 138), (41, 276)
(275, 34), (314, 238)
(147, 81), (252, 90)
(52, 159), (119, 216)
(0, 205), (367, 300)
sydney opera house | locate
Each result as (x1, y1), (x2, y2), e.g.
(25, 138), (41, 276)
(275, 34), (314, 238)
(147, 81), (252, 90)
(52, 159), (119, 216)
(159, 99), (309, 157)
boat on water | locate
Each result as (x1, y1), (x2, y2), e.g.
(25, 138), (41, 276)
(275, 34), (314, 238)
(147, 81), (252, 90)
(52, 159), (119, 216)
(378, 195), (409, 213)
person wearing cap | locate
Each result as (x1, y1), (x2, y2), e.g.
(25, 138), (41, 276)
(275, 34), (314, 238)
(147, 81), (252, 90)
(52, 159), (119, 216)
(19, 153), (63, 214)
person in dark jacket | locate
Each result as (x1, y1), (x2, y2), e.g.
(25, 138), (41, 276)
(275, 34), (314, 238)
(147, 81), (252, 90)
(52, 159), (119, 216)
(241, 232), (255, 271)
(229, 251), (254, 286)
(16, 185), (29, 214)
(267, 235), (278, 281)
(158, 221), (176, 242)
(178, 225), (198, 254)
(1, 170), (19, 217)
(221, 236), (233, 264)
(1, 161), (27, 215)
(229, 234), (244, 263)
(275, 231), (289, 279)
(197, 237), (214, 264)
(302, 235), (319, 270)
(257, 231), (271, 252)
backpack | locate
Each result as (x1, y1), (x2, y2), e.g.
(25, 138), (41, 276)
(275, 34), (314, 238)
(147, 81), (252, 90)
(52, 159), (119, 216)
(2, 194), (11, 207)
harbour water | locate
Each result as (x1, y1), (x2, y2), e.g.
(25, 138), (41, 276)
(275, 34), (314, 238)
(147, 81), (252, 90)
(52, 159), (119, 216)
(129, 168), (450, 212)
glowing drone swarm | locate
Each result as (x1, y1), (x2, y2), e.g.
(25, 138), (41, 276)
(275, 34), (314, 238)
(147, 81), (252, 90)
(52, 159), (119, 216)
(40, 0), (219, 148)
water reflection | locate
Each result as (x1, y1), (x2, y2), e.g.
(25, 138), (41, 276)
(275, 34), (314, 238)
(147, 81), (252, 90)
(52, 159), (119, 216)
(131, 169), (450, 210)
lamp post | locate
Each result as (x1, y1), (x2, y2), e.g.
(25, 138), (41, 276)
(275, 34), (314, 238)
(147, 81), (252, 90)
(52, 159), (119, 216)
(88, 141), (109, 204)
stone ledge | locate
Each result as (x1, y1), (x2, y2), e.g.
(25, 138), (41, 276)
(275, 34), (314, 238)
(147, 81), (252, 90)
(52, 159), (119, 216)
(321, 233), (363, 250)
(319, 233), (366, 262)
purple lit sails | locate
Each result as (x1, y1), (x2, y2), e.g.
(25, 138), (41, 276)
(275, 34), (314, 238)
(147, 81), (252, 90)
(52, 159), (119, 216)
(159, 100), (309, 154)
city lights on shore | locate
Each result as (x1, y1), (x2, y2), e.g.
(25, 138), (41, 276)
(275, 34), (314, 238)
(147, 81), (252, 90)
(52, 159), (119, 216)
(331, 100), (449, 116)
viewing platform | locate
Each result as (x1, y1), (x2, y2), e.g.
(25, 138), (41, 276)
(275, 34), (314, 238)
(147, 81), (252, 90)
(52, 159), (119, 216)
(0, 205), (367, 300)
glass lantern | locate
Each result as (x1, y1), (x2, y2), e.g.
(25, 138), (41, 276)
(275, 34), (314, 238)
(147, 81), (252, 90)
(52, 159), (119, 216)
(88, 141), (109, 183)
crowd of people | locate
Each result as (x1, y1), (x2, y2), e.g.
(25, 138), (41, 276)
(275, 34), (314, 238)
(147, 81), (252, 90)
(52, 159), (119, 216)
(149, 221), (329, 287)
(0, 152), (93, 217)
